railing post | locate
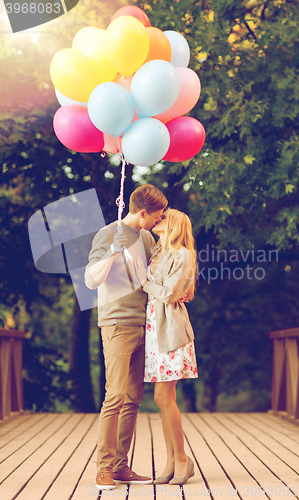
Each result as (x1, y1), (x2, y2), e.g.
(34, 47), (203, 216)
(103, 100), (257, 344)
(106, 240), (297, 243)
(0, 328), (27, 425)
(270, 328), (299, 422)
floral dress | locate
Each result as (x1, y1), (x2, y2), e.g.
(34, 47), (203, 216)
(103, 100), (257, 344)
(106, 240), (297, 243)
(144, 268), (198, 383)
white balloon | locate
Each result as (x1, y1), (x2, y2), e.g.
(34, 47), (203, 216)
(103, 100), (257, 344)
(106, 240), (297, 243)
(55, 88), (87, 108)
(164, 31), (190, 67)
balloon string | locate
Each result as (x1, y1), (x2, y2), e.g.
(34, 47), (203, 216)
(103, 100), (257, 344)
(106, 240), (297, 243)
(116, 154), (126, 225)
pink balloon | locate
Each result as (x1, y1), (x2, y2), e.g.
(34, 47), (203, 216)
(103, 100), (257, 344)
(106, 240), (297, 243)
(103, 134), (122, 154)
(163, 116), (205, 162)
(53, 105), (104, 153)
(155, 68), (201, 123)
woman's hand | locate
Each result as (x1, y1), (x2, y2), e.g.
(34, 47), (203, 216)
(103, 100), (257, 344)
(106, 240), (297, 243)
(134, 256), (148, 287)
(179, 288), (191, 303)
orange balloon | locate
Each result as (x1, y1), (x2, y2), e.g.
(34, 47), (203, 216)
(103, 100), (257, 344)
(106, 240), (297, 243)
(144, 27), (172, 64)
(113, 74), (134, 93)
(111, 6), (151, 27)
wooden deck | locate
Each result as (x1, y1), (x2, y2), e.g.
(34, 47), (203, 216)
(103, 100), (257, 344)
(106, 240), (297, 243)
(1, 412), (299, 500)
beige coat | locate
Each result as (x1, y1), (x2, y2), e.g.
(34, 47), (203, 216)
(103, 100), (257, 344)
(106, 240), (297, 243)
(143, 247), (195, 353)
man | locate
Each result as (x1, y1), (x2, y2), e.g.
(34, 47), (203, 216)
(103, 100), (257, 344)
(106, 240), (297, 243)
(85, 184), (168, 490)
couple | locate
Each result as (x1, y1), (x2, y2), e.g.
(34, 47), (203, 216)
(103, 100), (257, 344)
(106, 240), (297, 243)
(85, 184), (198, 490)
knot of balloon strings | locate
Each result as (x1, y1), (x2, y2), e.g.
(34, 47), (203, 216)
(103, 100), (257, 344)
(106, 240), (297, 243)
(116, 155), (133, 263)
(116, 154), (126, 224)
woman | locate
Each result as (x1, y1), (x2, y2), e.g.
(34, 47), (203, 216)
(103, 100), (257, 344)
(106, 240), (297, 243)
(135, 208), (197, 485)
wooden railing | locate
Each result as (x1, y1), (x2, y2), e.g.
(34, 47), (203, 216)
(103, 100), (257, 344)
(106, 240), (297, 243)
(270, 327), (299, 421)
(0, 328), (26, 424)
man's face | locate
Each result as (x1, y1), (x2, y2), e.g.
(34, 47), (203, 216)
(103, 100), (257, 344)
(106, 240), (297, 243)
(140, 209), (164, 230)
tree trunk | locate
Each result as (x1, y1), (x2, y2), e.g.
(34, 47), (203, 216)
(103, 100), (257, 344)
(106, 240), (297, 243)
(69, 299), (96, 412)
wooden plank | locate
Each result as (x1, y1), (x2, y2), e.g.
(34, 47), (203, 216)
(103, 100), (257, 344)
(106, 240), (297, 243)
(1, 412), (299, 500)
(0, 414), (62, 475)
(187, 413), (255, 500)
(0, 414), (48, 449)
(0, 329), (26, 339)
(183, 413), (259, 498)
(180, 414), (211, 498)
(234, 413), (299, 456)
(0, 411), (27, 429)
(149, 413), (183, 499)
(250, 413), (299, 444)
(70, 449), (97, 500)
(286, 338), (299, 419)
(0, 414), (65, 462)
(272, 338), (286, 411)
(0, 414), (81, 500)
(198, 413), (290, 499)
(270, 328), (299, 339)
(17, 414), (97, 500)
(182, 413), (235, 500)
(225, 413), (299, 469)
(213, 413), (299, 495)
(128, 413), (154, 499)
(13, 414), (94, 500)
(0, 338), (12, 420)
(11, 338), (24, 413)
(0, 414), (37, 440)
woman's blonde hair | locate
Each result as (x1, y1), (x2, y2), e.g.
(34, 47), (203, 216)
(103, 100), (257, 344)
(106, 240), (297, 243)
(153, 208), (197, 301)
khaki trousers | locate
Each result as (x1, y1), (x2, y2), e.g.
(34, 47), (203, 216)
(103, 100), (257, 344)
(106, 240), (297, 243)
(97, 324), (145, 472)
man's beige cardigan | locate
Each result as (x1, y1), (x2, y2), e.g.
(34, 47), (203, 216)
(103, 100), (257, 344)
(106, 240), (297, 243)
(143, 247), (195, 353)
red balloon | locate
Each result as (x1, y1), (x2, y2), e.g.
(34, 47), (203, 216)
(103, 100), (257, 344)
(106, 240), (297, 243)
(53, 105), (104, 153)
(111, 6), (151, 27)
(163, 117), (205, 162)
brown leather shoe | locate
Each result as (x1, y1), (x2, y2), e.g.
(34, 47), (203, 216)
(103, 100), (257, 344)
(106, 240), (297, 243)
(114, 467), (152, 484)
(96, 467), (116, 490)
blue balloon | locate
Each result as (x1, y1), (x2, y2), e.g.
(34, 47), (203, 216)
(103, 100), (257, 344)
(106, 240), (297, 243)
(122, 118), (170, 167)
(88, 82), (134, 137)
(164, 31), (190, 67)
(130, 60), (180, 118)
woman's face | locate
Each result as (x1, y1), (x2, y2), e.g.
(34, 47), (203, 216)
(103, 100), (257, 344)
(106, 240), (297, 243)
(152, 212), (167, 235)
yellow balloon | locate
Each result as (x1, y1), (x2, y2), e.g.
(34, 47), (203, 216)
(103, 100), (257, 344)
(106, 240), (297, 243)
(105, 16), (150, 77)
(72, 27), (118, 84)
(72, 26), (98, 48)
(50, 48), (98, 102)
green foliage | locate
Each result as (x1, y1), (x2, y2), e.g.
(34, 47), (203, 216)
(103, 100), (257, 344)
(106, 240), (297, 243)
(139, 0), (299, 252)
(2, 0), (299, 412)
(23, 336), (71, 411)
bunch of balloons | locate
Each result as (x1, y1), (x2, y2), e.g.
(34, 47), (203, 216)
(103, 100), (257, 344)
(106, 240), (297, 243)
(50, 5), (206, 167)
